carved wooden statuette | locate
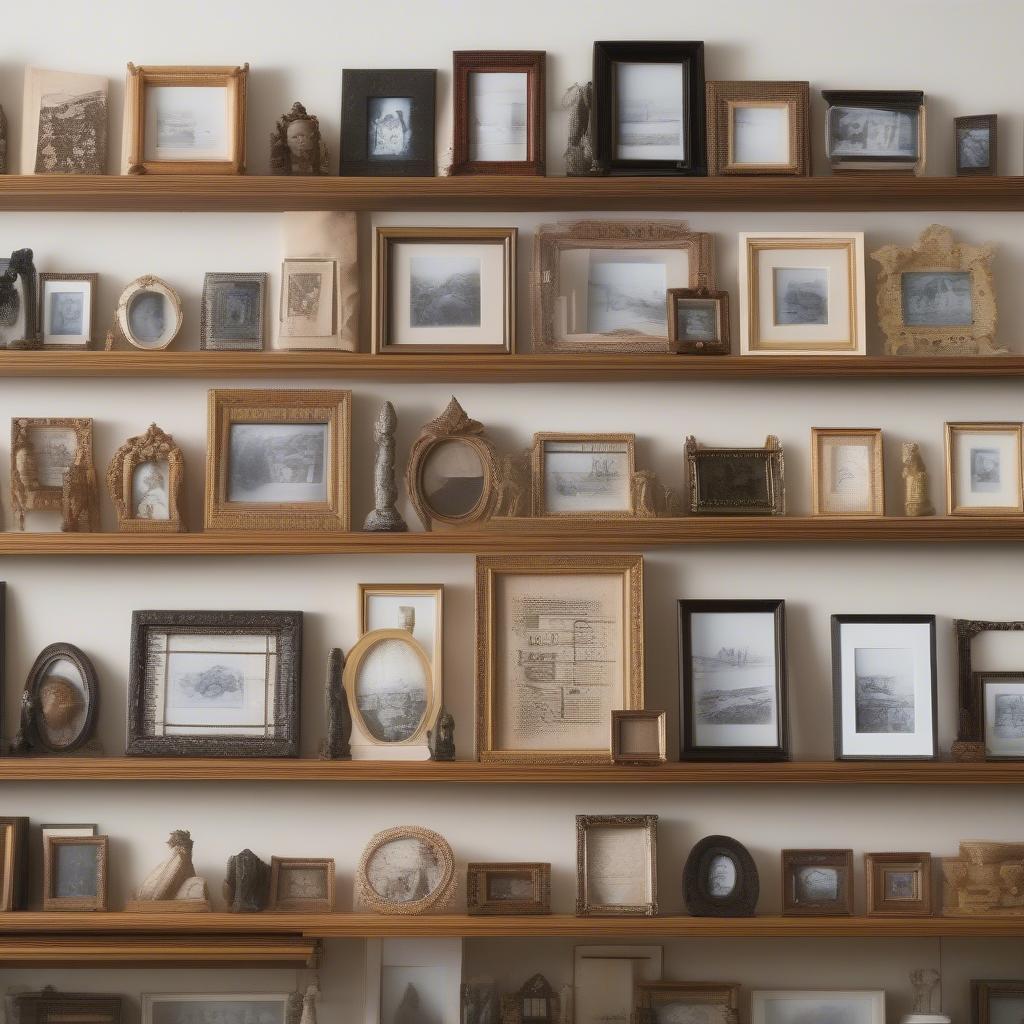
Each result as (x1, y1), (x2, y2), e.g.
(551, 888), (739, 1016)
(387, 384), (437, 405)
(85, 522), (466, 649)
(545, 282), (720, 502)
(224, 848), (271, 912)
(428, 707), (455, 761)
(127, 829), (211, 912)
(107, 423), (186, 533)
(942, 841), (1024, 916)
(493, 450), (530, 518)
(321, 647), (351, 760)
(363, 401), (408, 532)
(270, 102), (328, 175)
(1, 248), (39, 349)
(562, 82), (599, 176)
(902, 441), (935, 517)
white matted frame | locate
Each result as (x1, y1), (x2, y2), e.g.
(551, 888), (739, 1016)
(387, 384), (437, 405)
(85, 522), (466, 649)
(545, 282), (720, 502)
(38, 274), (98, 349)
(363, 938), (463, 1024)
(750, 990), (885, 1024)
(573, 944), (663, 1024)
(945, 421), (1024, 516)
(359, 583), (444, 691)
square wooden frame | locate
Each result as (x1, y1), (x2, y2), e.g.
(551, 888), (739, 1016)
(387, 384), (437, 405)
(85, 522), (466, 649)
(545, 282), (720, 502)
(811, 428), (884, 517)
(865, 851), (932, 917)
(200, 272), (267, 351)
(14, 993), (122, 1024)
(475, 553), (645, 765)
(955, 114), (997, 176)
(972, 980), (1024, 1024)
(359, 583), (444, 692)
(125, 63), (248, 175)
(451, 50), (545, 176)
(43, 835), (108, 911)
(205, 388), (351, 531)
(37, 273), (98, 350)
(685, 434), (786, 516)
(530, 432), (636, 519)
(636, 983), (739, 1019)
(781, 849), (854, 917)
(823, 89), (925, 174)
(706, 81), (810, 176)
(944, 422), (1023, 516)
(576, 813), (658, 917)
(611, 710), (666, 765)
(667, 287), (730, 355)
(372, 226), (517, 355)
(268, 856), (335, 912)
(466, 862), (551, 915)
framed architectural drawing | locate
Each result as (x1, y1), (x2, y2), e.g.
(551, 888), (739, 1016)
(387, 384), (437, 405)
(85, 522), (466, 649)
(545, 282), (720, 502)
(37, 274), (97, 349)
(530, 433), (636, 518)
(945, 422), (1023, 516)
(811, 428), (884, 517)
(576, 813), (658, 917)
(107, 423), (186, 533)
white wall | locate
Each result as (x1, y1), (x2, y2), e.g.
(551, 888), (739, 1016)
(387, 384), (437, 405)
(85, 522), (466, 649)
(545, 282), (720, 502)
(4, 1), (1024, 1021)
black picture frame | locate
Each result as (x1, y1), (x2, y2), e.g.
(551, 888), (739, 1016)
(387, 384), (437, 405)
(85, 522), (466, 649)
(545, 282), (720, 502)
(593, 40), (706, 176)
(822, 89), (924, 170)
(340, 69), (436, 177)
(678, 599), (789, 762)
(683, 834), (759, 917)
(955, 114), (997, 176)
(955, 619), (1024, 749)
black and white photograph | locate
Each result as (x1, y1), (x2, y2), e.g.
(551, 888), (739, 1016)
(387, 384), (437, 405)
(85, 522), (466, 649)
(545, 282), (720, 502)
(958, 125), (991, 169)
(468, 72), (528, 162)
(773, 267), (829, 326)
(708, 854), (737, 897)
(901, 270), (973, 327)
(946, 424), (1023, 515)
(883, 869), (917, 901)
(828, 105), (918, 158)
(277, 864), (329, 901)
(752, 991), (885, 1024)
(353, 636), (429, 743)
(132, 460), (170, 521)
(487, 871), (534, 901)
(201, 273), (266, 351)
(854, 647), (915, 734)
(994, 692), (1024, 739)
(27, 425), (78, 488)
(421, 439), (485, 518)
(985, 994), (1024, 1024)
(366, 835), (445, 905)
(649, 1003), (732, 1024)
(23, 68), (108, 174)
(368, 96), (413, 158)
(794, 866), (839, 903)
(971, 447), (1001, 492)
(732, 103), (790, 166)
(48, 290), (84, 336)
(588, 259), (668, 334)
(287, 273), (322, 323)
(227, 422), (329, 504)
(980, 674), (1024, 758)
(144, 995), (291, 1024)
(542, 439), (632, 515)
(52, 841), (99, 898)
(614, 61), (685, 161)
(410, 254), (482, 327)
(128, 290), (168, 346)
(675, 299), (718, 342)
(146, 85), (229, 161)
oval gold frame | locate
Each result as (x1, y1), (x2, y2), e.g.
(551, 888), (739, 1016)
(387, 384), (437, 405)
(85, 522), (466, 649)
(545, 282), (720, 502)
(356, 825), (456, 915)
(116, 275), (183, 351)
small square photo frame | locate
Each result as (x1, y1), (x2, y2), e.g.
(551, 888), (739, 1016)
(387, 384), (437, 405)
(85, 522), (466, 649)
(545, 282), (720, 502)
(945, 422), (1023, 516)
(466, 862), (551, 915)
(955, 114), (997, 176)
(811, 428), (884, 517)
(611, 710), (667, 765)
(530, 432), (636, 519)
(269, 856), (335, 912)
(781, 849), (853, 917)
(38, 273), (97, 350)
(576, 814), (658, 917)
(200, 272), (266, 351)
(668, 287), (730, 355)
(865, 852), (931, 916)
(43, 835), (108, 911)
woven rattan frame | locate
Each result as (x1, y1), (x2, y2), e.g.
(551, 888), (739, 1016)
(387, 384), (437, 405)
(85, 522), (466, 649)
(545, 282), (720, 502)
(37, 273), (98, 350)
(268, 856), (335, 912)
(529, 432), (636, 519)
(43, 835), (108, 911)
(810, 427), (884, 517)
(107, 423), (186, 533)
(467, 862), (551, 915)
(356, 825), (456, 915)
(575, 813), (658, 917)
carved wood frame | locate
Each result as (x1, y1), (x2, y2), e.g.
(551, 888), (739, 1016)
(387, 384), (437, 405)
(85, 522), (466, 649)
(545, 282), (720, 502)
(575, 813), (658, 917)
(466, 861), (551, 915)
(667, 286), (731, 355)
(43, 834), (108, 911)
(611, 710), (666, 765)
(780, 849), (854, 917)
(107, 423), (186, 533)
(685, 434), (785, 516)
(268, 856), (335, 912)
(355, 825), (456, 915)
(22, 641), (99, 753)
(529, 432), (636, 519)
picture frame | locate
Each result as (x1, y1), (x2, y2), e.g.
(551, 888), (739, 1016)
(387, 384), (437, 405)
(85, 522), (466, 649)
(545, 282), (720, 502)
(684, 435), (786, 516)
(971, 670), (1024, 760)
(126, 609), (302, 758)
(115, 276), (183, 351)
(372, 226), (516, 354)
(972, 980), (1024, 1024)
(574, 946), (663, 1024)
(635, 983), (739, 1024)
(200, 272), (267, 351)
(955, 114), (997, 175)
(43, 835), (108, 911)
(738, 231), (867, 355)
(781, 849), (854, 916)
(141, 995), (297, 1024)
(365, 938), (463, 1024)
(530, 432), (636, 518)
(20, 642), (99, 753)
(125, 63), (248, 174)
(21, 67), (109, 174)
(667, 287), (730, 355)
(451, 50), (545, 175)
(593, 40), (706, 176)
(356, 825), (456, 915)
(205, 388), (352, 532)
(0, 817), (29, 911)
(945, 422), (1023, 516)
(14, 993), (122, 1024)
(268, 856), (335, 912)
(810, 427), (884, 517)
(683, 834), (759, 917)
(533, 219), (715, 353)
(340, 68), (436, 176)
(476, 553), (645, 765)
(359, 583), (444, 695)
(37, 273), (98, 349)
(679, 599), (789, 761)
(706, 80), (810, 176)
(466, 862), (550, 915)
(823, 89), (925, 174)
(611, 710), (667, 765)
(107, 423), (186, 533)
(575, 813), (658, 917)
(750, 991), (885, 1024)
(278, 256), (339, 349)
(865, 851), (932, 916)
(831, 614), (938, 760)
(955, 620), (1024, 756)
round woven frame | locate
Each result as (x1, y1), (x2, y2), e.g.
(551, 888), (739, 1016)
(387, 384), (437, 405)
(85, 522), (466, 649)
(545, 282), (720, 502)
(356, 825), (456, 915)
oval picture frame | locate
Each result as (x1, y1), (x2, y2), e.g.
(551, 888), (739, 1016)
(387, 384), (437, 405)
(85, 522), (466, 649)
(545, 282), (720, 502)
(356, 825), (456, 915)
(116, 275), (183, 351)
(22, 642), (99, 753)
(683, 834), (759, 917)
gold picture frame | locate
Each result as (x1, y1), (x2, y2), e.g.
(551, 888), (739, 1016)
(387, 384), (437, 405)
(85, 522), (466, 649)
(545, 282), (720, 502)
(530, 432), (636, 519)
(359, 583), (444, 690)
(356, 825), (456, 915)
(476, 553), (645, 765)
(611, 710), (667, 765)
(107, 423), (186, 533)
(575, 813), (658, 917)
(944, 422), (1024, 516)
(466, 862), (551, 915)
(810, 428), (884, 517)
(205, 388), (351, 532)
(43, 835), (108, 912)
(268, 856), (335, 912)
(865, 851), (932, 917)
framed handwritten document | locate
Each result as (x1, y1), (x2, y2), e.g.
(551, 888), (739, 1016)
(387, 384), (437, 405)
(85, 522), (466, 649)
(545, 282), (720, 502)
(474, 553), (645, 764)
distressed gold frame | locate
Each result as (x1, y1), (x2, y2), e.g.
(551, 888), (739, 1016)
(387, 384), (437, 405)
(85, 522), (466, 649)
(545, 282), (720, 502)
(359, 583), (444, 689)
(530, 432), (636, 519)
(865, 852), (932, 917)
(944, 422), (1024, 516)
(611, 709), (666, 765)
(685, 434), (786, 516)
(43, 835), (108, 911)
(575, 813), (658, 917)
(205, 388), (352, 531)
(37, 273), (98, 350)
(476, 553), (645, 765)
(466, 861), (551, 915)
(107, 423), (186, 533)
(356, 825), (456, 915)
(810, 428), (884, 517)
(268, 856), (335, 912)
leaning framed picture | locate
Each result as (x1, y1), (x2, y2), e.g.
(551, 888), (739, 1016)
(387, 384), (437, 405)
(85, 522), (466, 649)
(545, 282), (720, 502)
(466, 862), (550, 915)
(667, 287), (730, 355)
(475, 553), (644, 765)
(750, 991), (885, 1024)
(678, 599), (789, 761)
(37, 274), (98, 350)
(864, 851), (931, 917)
(972, 981), (1024, 1024)
(530, 432), (636, 518)
(43, 835), (108, 911)
(944, 422), (1023, 516)
(810, 428), (884, 517)
(685, 435), (786, 516)
(126, 609), (302, 757)
(781, 849), (854, 917)
(142, 995), (297, 1024)
(576, 813), (658, 917)
(831, 614), (938, 760)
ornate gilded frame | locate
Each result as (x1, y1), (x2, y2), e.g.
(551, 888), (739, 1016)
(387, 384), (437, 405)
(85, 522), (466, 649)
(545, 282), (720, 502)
(780, 849), (854, 917)
(43, 835), (108, 911)
(268, 856), (335, 912)
(115, 276), (183, 351)
(864, 851), (932, 917)
(575, 813), (658, 917)
(466, 861), (551, 915)
(356, 825), (456, 915)
(107, 423), (186, 533)
(944, 422), (1023, 516)
(205, 388), (351, 531)
(810, 427), (884, 517)
(685, 435), (785, 516)
(37, 273), (98, 349)
(533, 220), (715, 353)
(125, 63), (248, 174)
(667, 287), (730, 355)
(611, 710), (666, 765)
(530, 432), (636, 519)
(636, 983), (739, 1019)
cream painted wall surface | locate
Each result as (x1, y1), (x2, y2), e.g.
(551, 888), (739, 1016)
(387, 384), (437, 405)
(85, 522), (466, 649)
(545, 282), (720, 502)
(4, 0), (1024, 1022)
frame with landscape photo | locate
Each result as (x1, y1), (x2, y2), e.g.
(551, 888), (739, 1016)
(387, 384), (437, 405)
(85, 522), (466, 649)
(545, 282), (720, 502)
(864, 851), (932, 917)
(466, 861), (551, 915)
(576, 813), (658, 917)
(944, 422), (1023, 516)
(37, 274), (98, 350)
(781, 849), (854, 917)
(200, 272), (266, 351)
(685, 435), (786, 516)
(955, 114), (997, 175)
(823, 89), (925, 174)
(667, 287), (730, 355)
(530, 432), (636, 519)
(811, 427), (884, 517)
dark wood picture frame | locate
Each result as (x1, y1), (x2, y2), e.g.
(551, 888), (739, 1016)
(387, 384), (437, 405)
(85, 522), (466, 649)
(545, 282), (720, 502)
(0, 816), (29, 911)
(865, 851), (932, 917)
(667, 287), (730, 355)
(683, 834), (759, 917)
(43, 834), (108, 911)
(466, 861), (551, 916)
(970, 669), (1024, 760)
(268, 856), (335, 911)
(781, 849), (854, 917)
(593, 40), (706, 176)
(451, 50), (545, 175)
(14, 993), (122, 1024)
(678, 598), (789, 762)
(684, 435), (785, 515)
(955, 114), (997, 176)
(340, 69), (436, 176)
(972, 980), (1024, 1024)
(822, 89), (925, 173)
(19, 642), (99, 753)
(955, 620), (1024, 755)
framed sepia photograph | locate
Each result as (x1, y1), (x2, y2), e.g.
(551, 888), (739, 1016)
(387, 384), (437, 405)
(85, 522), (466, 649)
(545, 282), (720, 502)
(340, 68), (436, 176)
(107, 423), (186, 533)
(43, 834), (108, 911)
(475, 553), (645, 765)
(451, 50), (545, 175)
(738, 231), (867, 355)
(679, 599), (789, 761)
(142, 995), (295, 1024)
(973, 670), (1024, 759)
(685, 435), (785, 516)
(706, 80), (810, 176)
(0, 817), (29, 911)
(781, 849), (854, 916)
(667, 287), (730, 355)
(38, 274), (98, 349)
(593, 40), (706, 176)
(811, 428), (884, 517)
(576, 813), (658, 917)
(865, 851), (932, 916)
(972, 980), (1024, 1024)
(955, 114), (997, 175)
(530, 433), (636, 518)
(360, 583), (444, 694)
(831, 614), (938, 760)
(115, 276), (183, 351)
(268, 856), (335, 911)
(611, 710), (667, 765)
(200, 272), (266, 351)
(466, 861), (550, 915)
(126, 609), (302, 758)
(751, 991), (885, 1024)
(125, 63), (248, 174)
(945, 422), (1023, 516)
(373, 227), (516, 354)
(356, 825), (456, 915)
(205, 388), (351, 531)
(823, 90), (925, 174)
(21, 67), (108, 174)
(635, 983), (739, 1024)
(14, 993), (122, 1024)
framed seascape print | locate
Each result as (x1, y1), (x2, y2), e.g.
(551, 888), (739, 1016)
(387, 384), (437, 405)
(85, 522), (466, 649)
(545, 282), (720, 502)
(268, 856), (335, 911)
(667, 287), (730, 355)
(126, 609), (302, 758)
(364, 937), (463, 1024)
(466, 862), (550, 915)
(955, 114), (997, 175)
(811, 428), (884, 517)
(125, 63), (248, 174)
(945, 422), (1023, 516)
(636, 983), (739, 1024)
(205, 388), (351, 531)
(973, 671), (1024, 759)
(38, 274), (97, 349)
(611, 710), (667, 765)
(831, 614), (938, 760)
(360, 583), (443, 692)
(750, 991), (885, 1024)
(865, 851), (932, 916)
(142, 995), (296, 1024)
(685, 436), (786, 516)
(200, 273), (266, 351)
(575, 814), (658, 917)
(475, 553), (645, 765)
(340, 69), (436, 176)
(738, 231), (867, 355)
(451, 51), (545, 175)
(356, 825), (456, 915)
(593, 41), (706, 176)
(823, 89), (925, 174)
(781, 849), (854, 916)
(115, 276), (183, 351)
(533, 219), (714, 353)
(21, 67), (108, 174)
(373, 227), (516, 354)
(972, 980), (1024, 1024)
(530, 433), (636, 518)
(574, 946), (663, 1024)
(705, 80), (810, 176)
(43, 835), (108, 911)
(678, 599), (789, 761)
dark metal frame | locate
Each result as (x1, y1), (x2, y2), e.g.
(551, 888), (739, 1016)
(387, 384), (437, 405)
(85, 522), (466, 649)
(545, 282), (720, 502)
(683, 834), (759, 917)
(955, 114), (997, 176)
(667, 287), (730, 355)
(780, 848), (854, 916)
(20, 642), (99, 753)
(822, 89), (924, 169)
(970, 669), (1024, 760)
(685, 435), (785, 515)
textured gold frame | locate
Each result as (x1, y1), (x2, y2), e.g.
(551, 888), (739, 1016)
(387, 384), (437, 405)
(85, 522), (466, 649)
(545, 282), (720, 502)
(37, 273), (98, 350)
(810, 428), (884, 517)
(107, 423), (186, 533)
(611, 710), (666, 765)
(43, 835), (108, 911)
(466, 862), (551, 915)
(268, 856), (335, 912)
(944, 422), (1024, 516)
(359, 583), (444, 689)
(356, 825), (456, 915)
(575, 813), (658, 917)
(476, 553), (645, 765)
(205, 388), (351, 531)
(530, 432), (636, 519)
(865, 852), (932, 917)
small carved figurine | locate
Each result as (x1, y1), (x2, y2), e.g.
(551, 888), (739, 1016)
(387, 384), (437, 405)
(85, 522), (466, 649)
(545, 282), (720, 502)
(943, 841), (1024, 917)
(270, 102), (328, 175)
(0, 249), (39, 349)
(428, 708), (455, 761)
(902, 441), (935, 517)
(0, 104), (7, 174)
(363, 401), (408, 532)
(129, 830), (210, 911)
(493, 450), (530, 518)
(562, 82), (599, 176)
(321, 647), (352, 760)
(224, 848), (271, 912)
(632, 469), (658, 518)
(903, 968), (951, 1022)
